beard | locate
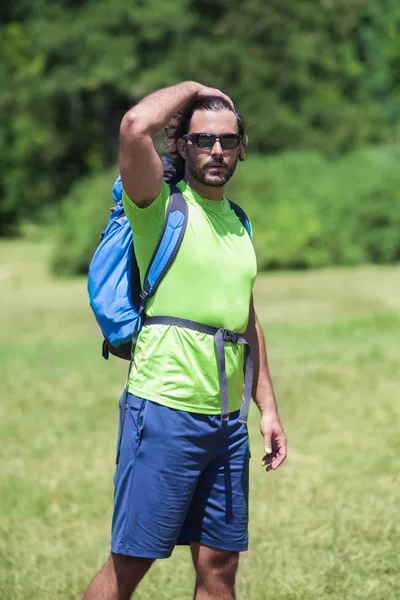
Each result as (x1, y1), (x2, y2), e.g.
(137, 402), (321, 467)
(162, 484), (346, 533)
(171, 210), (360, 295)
(186, 155), (238, 187)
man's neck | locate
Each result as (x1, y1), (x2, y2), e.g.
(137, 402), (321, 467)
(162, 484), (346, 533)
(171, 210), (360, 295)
(183, 176), (224, 201)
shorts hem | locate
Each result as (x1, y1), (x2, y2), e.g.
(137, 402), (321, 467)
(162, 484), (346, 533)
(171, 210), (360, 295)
(177, 537), (248, 553)
(111, 544), (172, 559)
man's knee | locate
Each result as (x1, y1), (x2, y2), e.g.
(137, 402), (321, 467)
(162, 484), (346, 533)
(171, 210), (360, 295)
(195, 546), (239, 587)
(83, 552), (154, 600)
(111, 552), (154, 591)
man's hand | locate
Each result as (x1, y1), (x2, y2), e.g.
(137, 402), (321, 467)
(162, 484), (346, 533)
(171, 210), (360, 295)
(196, 85), (234, 109)
(260, 412), (287, 471)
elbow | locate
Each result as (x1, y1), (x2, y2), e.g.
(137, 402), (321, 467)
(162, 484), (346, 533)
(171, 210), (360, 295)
(120, 110), (142, 139)
(121, 107), (160, 140)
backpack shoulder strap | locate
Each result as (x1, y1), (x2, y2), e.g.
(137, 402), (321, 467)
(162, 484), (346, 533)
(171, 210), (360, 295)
(140, 185), (188, 303)
(112, 175), (123, 205)
(228, 199), (252, 239)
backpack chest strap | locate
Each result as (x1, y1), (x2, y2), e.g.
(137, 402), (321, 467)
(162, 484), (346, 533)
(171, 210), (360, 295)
(143, 316), (253, 423)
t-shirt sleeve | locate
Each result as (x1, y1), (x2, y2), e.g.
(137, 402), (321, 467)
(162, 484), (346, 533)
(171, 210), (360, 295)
(122, 181), (170, 238)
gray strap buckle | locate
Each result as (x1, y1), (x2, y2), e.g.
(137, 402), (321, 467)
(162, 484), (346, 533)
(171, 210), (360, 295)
(222, 329), (238, 344)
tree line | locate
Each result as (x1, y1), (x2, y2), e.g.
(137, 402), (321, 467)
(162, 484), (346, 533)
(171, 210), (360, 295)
(1, 0), (399, 234)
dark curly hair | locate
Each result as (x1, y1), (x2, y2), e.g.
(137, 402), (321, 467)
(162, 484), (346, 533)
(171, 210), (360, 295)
(164, 96), (248, 182)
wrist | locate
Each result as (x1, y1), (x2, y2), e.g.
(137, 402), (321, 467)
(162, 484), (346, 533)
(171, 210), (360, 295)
(253, 383), (278, 416)
(260, 409), (280, 421)
(255, 394), (278, 417)
(259, 405), (279, 418)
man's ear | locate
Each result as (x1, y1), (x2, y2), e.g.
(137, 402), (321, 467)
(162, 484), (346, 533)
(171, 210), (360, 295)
(177, 138), (187, 160)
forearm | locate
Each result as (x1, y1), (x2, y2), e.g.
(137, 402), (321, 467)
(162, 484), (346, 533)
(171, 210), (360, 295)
(121, 81), (201, 138)
(245, 303), (279, 416)
(253, 316), (279, 414)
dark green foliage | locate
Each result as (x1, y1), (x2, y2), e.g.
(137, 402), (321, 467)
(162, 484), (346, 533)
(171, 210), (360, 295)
(1, 0), (400, 234)
(51, 147), (400, 275)
(0, 0), (189, 233)
(50, 169), (118, 276)
(229, 146), (400, 269)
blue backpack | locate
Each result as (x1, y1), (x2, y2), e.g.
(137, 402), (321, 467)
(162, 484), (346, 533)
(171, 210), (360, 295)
(87, 157), (252, 362)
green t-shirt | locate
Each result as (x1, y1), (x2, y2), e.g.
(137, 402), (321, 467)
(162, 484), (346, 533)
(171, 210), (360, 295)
(122, 180), (257, 414)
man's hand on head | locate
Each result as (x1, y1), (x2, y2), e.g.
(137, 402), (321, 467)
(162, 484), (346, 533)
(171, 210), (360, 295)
(260, 411), (287, 472)
(196, 86), (234, 109)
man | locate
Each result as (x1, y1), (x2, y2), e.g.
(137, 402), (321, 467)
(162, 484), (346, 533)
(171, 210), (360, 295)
(83, 81), (287, 600)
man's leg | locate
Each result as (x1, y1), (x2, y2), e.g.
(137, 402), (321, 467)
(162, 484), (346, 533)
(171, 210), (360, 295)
(88, 395), (212, 600)
(190, 543), (239, 600)
(82, 552), (154, 600)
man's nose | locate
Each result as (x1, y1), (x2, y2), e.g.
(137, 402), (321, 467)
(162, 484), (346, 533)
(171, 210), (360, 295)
(210, 139), (223, 155)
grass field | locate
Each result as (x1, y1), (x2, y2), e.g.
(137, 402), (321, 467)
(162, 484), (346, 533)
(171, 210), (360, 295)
(1, 240), (399, 600)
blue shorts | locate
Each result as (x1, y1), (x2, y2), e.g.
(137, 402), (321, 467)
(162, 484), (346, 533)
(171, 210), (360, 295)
(111, 393), (250, 559)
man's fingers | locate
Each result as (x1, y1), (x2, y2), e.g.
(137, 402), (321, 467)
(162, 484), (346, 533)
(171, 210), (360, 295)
(260, 415), (287, 472)
(197, 86), (234, 109)
(261, 453), (273, 467)
(221, 93), (235, 109)
(270, 441), (287, 470)
(263, 431), (272, 456)
(261, 437), (287, 470)
(261, 432), (273, 466)
(263, 454), (285, 471)
(271, 453), (286, 470)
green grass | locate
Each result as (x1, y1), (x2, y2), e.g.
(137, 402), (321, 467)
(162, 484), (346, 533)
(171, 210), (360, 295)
(1, 240), (399, 600)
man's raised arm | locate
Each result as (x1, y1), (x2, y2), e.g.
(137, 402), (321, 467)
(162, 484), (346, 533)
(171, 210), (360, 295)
(119, 81), (202, 207)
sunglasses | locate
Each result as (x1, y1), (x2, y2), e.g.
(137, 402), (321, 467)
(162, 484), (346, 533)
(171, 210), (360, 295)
(182, 133), (242, 150)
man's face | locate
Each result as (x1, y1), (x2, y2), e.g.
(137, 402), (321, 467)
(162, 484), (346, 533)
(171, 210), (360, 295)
(182, 109), (241, 187)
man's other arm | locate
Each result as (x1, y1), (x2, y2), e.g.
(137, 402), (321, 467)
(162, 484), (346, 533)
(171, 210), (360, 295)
(244, 296), (287, 471)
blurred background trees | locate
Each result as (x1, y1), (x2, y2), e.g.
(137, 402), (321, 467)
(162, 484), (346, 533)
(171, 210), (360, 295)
(1, 0), (399, 270)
